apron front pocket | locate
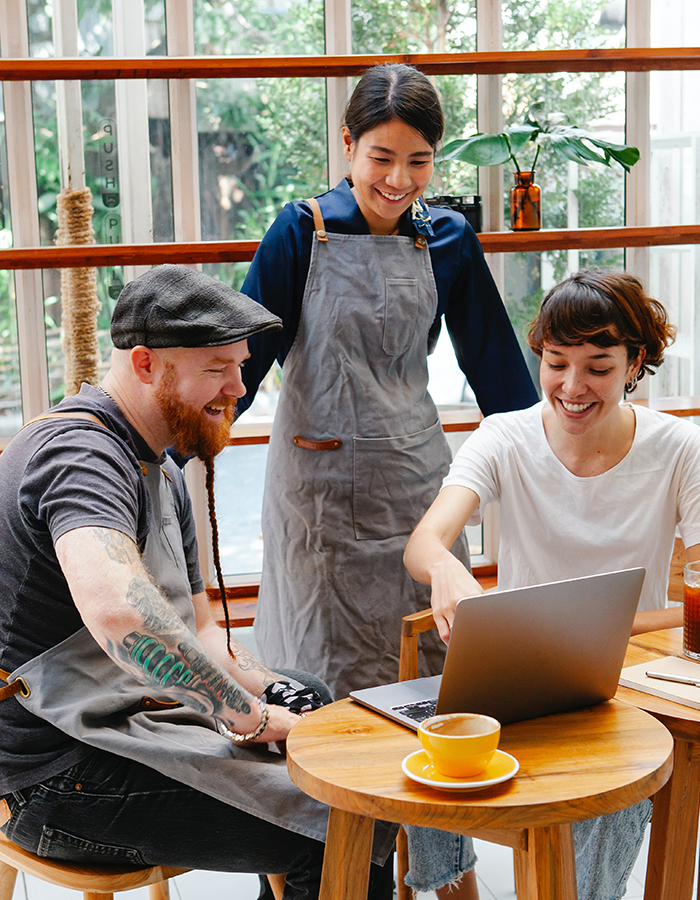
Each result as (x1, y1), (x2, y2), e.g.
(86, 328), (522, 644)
(382, 278), (419, 357)
(352, 421), (449, 540)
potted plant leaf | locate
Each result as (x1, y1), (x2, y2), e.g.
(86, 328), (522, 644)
(440, 101), (640, 231)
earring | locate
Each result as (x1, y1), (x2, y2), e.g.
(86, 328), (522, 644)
(625, 374), (638, 393)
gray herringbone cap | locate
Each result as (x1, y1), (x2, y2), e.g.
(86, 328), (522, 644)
(111, 264), (281, 349)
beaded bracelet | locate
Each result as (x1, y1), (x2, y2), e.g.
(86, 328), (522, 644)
(217, 698), (270, 743)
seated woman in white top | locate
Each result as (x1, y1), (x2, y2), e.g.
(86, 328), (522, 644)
(403, 270), (700, 900)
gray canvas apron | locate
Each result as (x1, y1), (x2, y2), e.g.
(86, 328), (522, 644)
(6, 458), (389, 854)
(255, 199), (469, 698)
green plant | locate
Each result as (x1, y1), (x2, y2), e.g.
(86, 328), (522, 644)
(441, 101), (640, 175)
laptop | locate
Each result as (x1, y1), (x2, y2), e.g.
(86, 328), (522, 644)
(350, 568), (645, 729)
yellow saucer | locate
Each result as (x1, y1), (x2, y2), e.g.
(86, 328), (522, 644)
(402, 748), (519, 791)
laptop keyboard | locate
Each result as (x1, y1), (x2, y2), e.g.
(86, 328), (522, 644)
(391, 698), (437, 723)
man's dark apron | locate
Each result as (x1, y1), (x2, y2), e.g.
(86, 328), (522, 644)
(4, 452), (385, 853)
(255, 199), (469, 698)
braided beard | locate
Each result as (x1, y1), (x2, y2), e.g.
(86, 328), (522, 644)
(155, 360), (235, 461)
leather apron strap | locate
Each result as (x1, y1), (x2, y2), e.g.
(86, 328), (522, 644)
(306, 197), (328, 242)
(21, 412), (106, 430)
(306, 195), (427, 249)
(0, 668), (29, 701)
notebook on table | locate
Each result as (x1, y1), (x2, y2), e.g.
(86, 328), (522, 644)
(350, 568), (646, 729)
(620, 656), (700, 710)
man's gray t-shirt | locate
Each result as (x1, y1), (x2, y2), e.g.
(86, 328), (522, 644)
(0, 385), (204, 793)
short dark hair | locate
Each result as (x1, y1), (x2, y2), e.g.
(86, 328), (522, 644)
(527, 270), (676, 390)
(343, 63), (444, 150)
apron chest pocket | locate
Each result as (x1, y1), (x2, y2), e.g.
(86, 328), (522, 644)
(382, 278), (419, 357)
(352, 421), (449, 540)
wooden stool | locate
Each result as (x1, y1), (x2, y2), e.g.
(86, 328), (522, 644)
(0, 829), (189, 900)
(0, 831), (288, 900)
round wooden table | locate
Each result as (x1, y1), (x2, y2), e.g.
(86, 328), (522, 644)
(287, 697), (673, 900)
(618, 627), (700, 900)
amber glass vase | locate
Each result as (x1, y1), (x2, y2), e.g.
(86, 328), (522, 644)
(510, 171), (541, 231)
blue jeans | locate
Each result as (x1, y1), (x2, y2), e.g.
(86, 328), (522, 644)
(406, 801), (652, 899)
(1, 670), (394, 900)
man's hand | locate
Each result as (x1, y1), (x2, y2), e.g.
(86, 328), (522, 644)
(251, 705), (301, 745)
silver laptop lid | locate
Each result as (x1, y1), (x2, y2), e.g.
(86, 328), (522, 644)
(349, 567), (645, 728)
(437, 567), (646, 724)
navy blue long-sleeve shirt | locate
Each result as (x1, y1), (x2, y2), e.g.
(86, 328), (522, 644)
(240, 178), (538, 417)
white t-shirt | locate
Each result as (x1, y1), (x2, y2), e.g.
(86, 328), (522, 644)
(444, 401), (700, 612)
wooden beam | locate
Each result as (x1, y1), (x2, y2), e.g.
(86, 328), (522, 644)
(2, 225), (700, 270)
(0, 47), (698, 82)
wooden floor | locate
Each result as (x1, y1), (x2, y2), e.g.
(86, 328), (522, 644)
(5, 829), (665, 900)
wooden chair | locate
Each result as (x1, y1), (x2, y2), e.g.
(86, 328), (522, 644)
(396, 606), (441, 900)
(0, 828), (189, 900)
(0, 829), (287, 900)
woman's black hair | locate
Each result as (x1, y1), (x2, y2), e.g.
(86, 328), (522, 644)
(343, 63), (444, 150)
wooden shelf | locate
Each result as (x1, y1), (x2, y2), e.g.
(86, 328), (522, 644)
(2, 224), (700, 271)
(0, 47), (698, 82)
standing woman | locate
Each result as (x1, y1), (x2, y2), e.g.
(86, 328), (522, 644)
(240, 63), (537, 699)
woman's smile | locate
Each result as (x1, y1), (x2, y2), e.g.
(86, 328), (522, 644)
(558, 399), (595, 414)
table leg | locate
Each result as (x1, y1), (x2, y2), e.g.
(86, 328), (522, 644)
(320, 807), (374, 900)
(645, 737), (700, 900)
(514, 825), (577, 900)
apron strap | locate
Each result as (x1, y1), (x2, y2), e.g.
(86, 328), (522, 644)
(21, 412), (106, 430)
(306, 197), (328, 242)
(0, 668), (29, 701)
(306, 195), (427, 250)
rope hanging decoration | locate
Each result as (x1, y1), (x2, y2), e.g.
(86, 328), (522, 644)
(56, 187), (101, 395)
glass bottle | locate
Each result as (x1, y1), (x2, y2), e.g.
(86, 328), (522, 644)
(510, 171), (541, 231)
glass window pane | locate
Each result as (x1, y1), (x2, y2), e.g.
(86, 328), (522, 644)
(648, 0), (700, 399)
(0, 274), (22, 437)
(41, 265), (123, 407)
(0, 88), (21, 436)
(648, 245), (698, 399)
(193, 0), (324, 57)
(352, 0), (476, 54)
(197, 77), (328, 241)
(499, 0), (627, 229)
(216, 444), (268, 578)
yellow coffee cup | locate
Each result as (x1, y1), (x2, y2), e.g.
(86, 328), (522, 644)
(418, 713), (501, 778)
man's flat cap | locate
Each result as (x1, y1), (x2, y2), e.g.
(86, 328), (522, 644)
(111, 264), (282, 349)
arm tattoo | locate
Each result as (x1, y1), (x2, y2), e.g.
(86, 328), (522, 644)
(92, 528), (141, 567)
(229, 641), (278, 688)
(179, 644), (253, 713)
(125, 577), (182, 637)
(114, 576), (252, 718)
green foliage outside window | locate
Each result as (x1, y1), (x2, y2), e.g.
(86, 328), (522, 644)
(0, 0), (632, 425)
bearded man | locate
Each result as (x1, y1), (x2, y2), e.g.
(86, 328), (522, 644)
(0, 265), (395, 900)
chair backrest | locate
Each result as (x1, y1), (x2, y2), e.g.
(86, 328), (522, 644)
(399, 607), (436, 682)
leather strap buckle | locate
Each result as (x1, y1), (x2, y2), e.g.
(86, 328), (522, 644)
(0, 676), (30, 701)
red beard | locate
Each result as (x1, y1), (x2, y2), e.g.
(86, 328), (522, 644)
(155, 361), (235, 461)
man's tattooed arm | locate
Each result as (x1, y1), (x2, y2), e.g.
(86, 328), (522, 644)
(117, 574), (256, 720)
(57, 527), (264, 734)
